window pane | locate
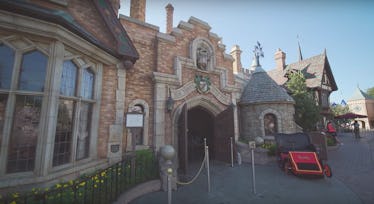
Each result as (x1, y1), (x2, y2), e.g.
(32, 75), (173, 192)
(60, 61), (77, 96)
(0, 94), (8, 147)
(53, 100), (75, 166)
(264, 114), (277, 136)
(7, 95), (42, 173)
(76, 103), (92, 160)
(0, 44), (15, 89)
(18, 50), (47, 92)
(81, 69), (94, 99)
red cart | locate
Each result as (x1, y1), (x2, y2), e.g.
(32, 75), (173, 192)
(275, 133), (332, 178)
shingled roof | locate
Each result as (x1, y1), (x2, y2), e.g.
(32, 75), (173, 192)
(0, 0), (139, 64)
(349, 87), (374, 101)
(267, 51), (337, 91)
(240, 66), (294, 104)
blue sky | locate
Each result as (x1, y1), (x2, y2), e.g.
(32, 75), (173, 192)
(120, 0), (374, 104)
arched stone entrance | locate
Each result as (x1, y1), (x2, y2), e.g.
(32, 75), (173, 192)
(173, 97), (235, 175)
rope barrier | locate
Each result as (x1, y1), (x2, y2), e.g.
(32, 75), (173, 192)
(176, 153), (207, 185)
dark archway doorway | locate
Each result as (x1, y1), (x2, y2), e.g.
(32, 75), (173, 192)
(187, 106), (214, 162)
(178, 105), (214, 175)
(177, 104), (235, 176)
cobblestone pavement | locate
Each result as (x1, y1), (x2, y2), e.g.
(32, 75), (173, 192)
(328, 131), (374, 204)
(128, 134), (371, 204)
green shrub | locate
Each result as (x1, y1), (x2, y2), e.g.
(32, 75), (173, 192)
(326, 137), (336, 146)
(261, 143), (277, 156)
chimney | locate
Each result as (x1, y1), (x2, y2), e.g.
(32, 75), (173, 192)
(230, 45), (242, 74)
(110, 0), (120, 17)
(130, 0), (146, 22)
(274, 48), (286, 70)
(165, 4), (174, 33)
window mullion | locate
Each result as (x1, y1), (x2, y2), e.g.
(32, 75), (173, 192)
(0, 94), (16, 175)
(71, 98), (81, 164)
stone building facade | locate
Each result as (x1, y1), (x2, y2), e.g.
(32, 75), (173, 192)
(0, 0), (305, 189)
(347, 87), (374, 129)
(120, 2), (246, 174)
(239, 60), (297, 142)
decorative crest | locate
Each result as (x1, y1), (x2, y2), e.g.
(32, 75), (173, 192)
(194, 75), (211, 94)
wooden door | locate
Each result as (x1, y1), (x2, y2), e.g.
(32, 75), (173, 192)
(214, 106), (235, 163)
(178, 104), (188, 174)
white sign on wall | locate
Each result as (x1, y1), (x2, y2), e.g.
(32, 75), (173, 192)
(126, 113), (144, 128)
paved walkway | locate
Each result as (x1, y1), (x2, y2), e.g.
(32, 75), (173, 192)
(127, 132), (374, 204)
(328, 131), (374, 204)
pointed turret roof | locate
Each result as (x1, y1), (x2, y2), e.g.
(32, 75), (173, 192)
(349, 87), (374, 101)
(241, 61), (294, 104)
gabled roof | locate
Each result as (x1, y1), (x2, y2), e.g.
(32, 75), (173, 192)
(240, 66), (294, 104)
(349, 87), (374, 101)
(268, 51), (338, 91)
(0, 0), (139, 64)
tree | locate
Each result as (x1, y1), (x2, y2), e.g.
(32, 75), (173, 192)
(286, 71), (321, 131)
(330, 103), (349, 116)
(367, 87), (374, 98)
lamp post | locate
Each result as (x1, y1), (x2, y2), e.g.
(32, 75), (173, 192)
(160, 145), (175, 204)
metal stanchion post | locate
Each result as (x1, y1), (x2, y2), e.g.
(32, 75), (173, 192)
(230, 137), (234, 167)
(160, 145), (175, 204)
(249, 141), (256, 194)
(205, 145), (211, 192)
(167, 168), (173, 204)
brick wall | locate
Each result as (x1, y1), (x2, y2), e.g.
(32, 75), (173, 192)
(98, 65), (118, 158)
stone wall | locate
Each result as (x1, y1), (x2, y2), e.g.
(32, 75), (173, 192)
(240, 103), (296, 140)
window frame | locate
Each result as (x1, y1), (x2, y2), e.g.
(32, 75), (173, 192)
(0, 38), (102, 177)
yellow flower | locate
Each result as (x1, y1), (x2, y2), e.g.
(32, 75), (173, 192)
(10, 201), (16, 204)
(56, 183), (62, 188)
(68, 180), (73, 185)
(100, 172), (106, 177)
(79, 182), (86, 187)
(94, 184), (97, 188)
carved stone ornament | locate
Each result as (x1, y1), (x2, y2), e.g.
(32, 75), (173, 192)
(194, 75), (211, 94)
(196, 47), (210, 70)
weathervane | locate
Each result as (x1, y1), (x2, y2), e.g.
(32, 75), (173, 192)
(253, 41), (264, 66)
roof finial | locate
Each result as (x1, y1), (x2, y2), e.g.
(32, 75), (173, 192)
(297, 35), (303, 61)
(252, 41), (264, 66)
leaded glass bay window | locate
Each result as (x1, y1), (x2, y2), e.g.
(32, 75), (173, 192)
(53, 60), (96, 166)
(7, 95), (42, 173)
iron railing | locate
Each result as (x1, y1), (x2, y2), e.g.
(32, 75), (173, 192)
(0, 149), (159, 204)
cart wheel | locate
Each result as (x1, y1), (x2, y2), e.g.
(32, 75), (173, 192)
(323, 164), (332, 177)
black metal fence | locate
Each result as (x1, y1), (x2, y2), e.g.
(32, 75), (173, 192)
(0, 149), (159, 204)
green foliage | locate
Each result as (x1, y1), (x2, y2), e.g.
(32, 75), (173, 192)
(367, 87), (374, 98)
(330, 104), (351, 128)
(330, 103), (350, 116)
(261, 143), (277, 156)
(0, 150), (159, 204)
(326, 136), (336, 146)
(286, 71), (321, 131)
